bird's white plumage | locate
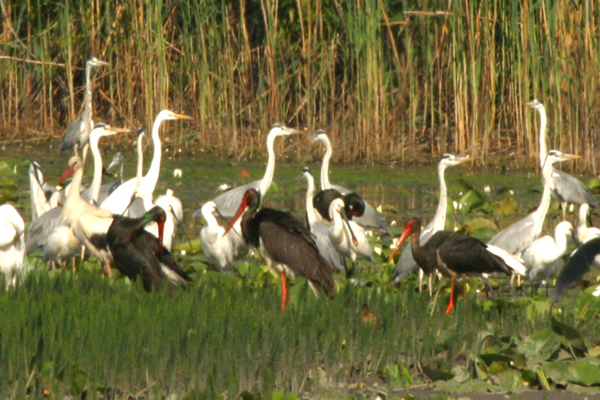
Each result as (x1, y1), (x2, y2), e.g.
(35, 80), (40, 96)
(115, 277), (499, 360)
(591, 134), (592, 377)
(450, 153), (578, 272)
(200, 201), (243, 272)
(522, 221), (572, 285)
(328, 198), (373, 262)
(101, 110), (191, 216)
(577, 203), (600, 244)
(0, 204), (27, 287)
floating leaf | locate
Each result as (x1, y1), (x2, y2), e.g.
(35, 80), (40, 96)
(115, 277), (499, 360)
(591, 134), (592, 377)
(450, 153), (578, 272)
(457, 189), (485, 213)
(517, 328), (561, 362)
(551, 317), (587, 355)
(492, 197), (517, 215)
(498, 369), (522, 390)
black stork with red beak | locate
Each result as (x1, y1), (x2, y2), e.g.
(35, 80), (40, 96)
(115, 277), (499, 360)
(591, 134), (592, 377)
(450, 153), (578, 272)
(224, 188), (336, 310)
(395, 217), (512, 314)
(107, 205), (192, 291)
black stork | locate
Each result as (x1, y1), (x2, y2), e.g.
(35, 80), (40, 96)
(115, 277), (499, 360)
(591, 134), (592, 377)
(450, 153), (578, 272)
(224, 188), (336, 310)
(107, 205), (192, 292)
(395, 217), (512, 314)
(553, 236), (600, 300)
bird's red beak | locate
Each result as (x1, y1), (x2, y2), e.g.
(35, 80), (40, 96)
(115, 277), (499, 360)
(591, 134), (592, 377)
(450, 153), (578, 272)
(57, 165), (74, 186)
(157, 220), (164, 254)
(388, 223), (413, 262)
(223, 198), (248, 236)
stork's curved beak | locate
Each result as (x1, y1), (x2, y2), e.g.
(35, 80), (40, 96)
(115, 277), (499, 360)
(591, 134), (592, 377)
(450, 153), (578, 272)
(57, 165), (74, 187)
(157, 220), (164, 254)
(388, 224), (412, 262)
(223, 199), (247, 237)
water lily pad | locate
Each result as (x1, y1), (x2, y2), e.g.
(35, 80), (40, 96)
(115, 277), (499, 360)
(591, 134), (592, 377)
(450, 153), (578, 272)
(550, 317), (587, 355)
(517, 328), (561, 362)
(457, 189), (485, 213)
(493, 198), (517, 215)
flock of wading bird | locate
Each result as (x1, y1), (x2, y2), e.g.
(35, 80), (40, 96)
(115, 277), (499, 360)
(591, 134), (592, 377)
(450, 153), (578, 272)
(1, 58), (600, 313)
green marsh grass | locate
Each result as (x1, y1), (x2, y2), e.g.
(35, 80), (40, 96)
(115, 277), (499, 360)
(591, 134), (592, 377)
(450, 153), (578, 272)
(2, 266), (595, 397)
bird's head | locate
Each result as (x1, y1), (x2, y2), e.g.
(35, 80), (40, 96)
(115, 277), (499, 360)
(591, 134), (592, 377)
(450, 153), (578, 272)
(58, 156), (83, 186)
(268, 123), (301, 139)
(156, 110), (194, 124)
(223, 189), (261, 236)
(388, 218), (420, 262)
(343, 192), (365, 219)
(87, 57), (109, 68)
(543, 150), (579, 169)
(524, 99), (545, 111)
(440, 154), (471, 167)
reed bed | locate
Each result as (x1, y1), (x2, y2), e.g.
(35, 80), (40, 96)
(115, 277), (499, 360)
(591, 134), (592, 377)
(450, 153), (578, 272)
(1, 0), (600, 170)
(0, 269), (585, 397)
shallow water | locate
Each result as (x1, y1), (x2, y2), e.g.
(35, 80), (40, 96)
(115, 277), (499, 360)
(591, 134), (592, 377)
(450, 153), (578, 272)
(1, 143), (593, 239)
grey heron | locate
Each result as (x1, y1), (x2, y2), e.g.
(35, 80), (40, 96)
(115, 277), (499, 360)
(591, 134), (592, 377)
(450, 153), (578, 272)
(301, 167), (347, 272)
(98, 151), (125, 201)
(525, 99), (597, 218)
(390, 154), (470, 287)
(312, 129), (391, 235)
(100, 110), (192, 216)
(0, 204), (27, 287)
(203, 124), (301, 219)
(59, 57), (109, 162)
(28, 161), (61, 221)
(489, 150), (580, 256)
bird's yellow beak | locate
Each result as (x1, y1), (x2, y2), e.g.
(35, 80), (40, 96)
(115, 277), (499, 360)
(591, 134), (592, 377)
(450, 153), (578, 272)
(171, 113), (194, 120)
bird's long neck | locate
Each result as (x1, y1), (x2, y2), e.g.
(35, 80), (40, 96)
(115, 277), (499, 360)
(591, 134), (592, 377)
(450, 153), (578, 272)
(537, 107), (548, 168)
(88, 134), (103, 202)
(144, 118), (162, 195)
(136, 134), (145, 188)
(259, 132), (277, 195)
(554, 228), (569, 254)
(84, 63), (93, 135)
(432, 163), (448, 232)
(578, 206), (588, 233)
(320, 137), (333, 190)
(202, 207), (219, 230)
(304, 175), (317, 226)
(65, 168), (84, 209)
(534, 164), (554, 236)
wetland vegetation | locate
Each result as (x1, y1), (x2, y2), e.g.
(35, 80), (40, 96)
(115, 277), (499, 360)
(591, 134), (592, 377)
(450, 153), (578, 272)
(3, 0), (600, 398)
(2, 151), (600, 398)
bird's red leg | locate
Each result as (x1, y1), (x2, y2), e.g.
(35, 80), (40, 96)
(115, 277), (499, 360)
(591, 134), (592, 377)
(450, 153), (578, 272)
(445, 279), (456, 315)
(280, 271), (288, 311)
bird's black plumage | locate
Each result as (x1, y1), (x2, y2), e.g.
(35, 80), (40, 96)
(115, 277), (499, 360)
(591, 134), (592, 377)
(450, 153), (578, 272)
(107, 206), (191, 291)
(237, 189), (336, 298)
(554, 237), (600, 299)
(313, 189), (343, 222)
(407, 218), (511, 278)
